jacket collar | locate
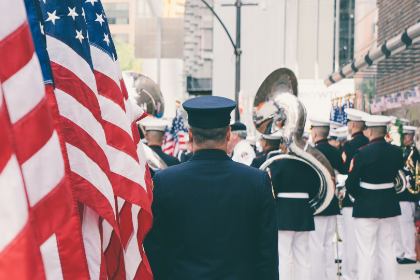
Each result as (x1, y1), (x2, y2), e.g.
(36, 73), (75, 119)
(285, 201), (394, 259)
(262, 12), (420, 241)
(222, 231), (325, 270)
(149, 145), (162, 151)
(189, 149), (232, 161)
(315, 139), (328, 146)
(352, 131), (364, 139)
(369, 137), (386, 144)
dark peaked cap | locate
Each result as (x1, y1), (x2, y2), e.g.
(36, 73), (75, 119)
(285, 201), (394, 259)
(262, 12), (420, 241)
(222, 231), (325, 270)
(230, 122), (247, 131)
(183, 96), (236, 128)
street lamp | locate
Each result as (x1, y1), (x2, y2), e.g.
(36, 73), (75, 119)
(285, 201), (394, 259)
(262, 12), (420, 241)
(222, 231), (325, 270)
(200, 0), (257, 121)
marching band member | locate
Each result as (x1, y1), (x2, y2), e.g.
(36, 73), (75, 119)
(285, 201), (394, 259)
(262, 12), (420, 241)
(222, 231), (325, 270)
(340, 108), (369, 280)
(346, 115), (402, 280)
(269, 131), (319, 280)
(250, 132), (282, 169)
(308, 118), (343, 280)
(139, 118), (180, 167)
(228, 122), (256, 165)
(395, 125), (419, 264)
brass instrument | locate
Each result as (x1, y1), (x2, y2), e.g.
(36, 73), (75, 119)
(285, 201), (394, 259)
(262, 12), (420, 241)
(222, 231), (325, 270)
(123, 71), (167, 172)
(406, 146), (420, 194)
(254, 68), (335, 215)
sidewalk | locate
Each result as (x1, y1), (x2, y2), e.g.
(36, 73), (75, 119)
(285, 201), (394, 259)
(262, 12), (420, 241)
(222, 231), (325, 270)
(398, 263), (419, 279)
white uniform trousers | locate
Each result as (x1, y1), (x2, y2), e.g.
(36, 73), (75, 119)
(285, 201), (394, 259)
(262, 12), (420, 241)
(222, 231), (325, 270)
(396, 201), (416, 261)
(278, 231), (311, 280)
(354, 217), (398, 280)
(309, 216), (336, 280)
(341, 207), (357, 280)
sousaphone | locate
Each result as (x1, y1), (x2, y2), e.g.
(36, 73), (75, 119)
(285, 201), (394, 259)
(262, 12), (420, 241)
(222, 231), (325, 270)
(123, 71), (167, 172)
(253, 68), (335, 215)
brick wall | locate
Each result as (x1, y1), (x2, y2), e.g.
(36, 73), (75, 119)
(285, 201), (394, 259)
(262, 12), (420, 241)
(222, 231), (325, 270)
(376, 0), (420, 122)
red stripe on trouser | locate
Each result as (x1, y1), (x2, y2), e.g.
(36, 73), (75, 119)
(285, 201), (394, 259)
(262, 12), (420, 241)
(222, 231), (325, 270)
(0, 102), (13, 173)
(133, 208), (154, 280)
(0, 22), (34, 82)
(102, 120), (139, 161)
(13, 98), (55, 164)
(55, 209), (90, 280)
(94, 71), (126, 112)
(70, 171), (119, 237)
(0, 223), (46, 280)
(31, 177), (72, 244)
(60, 117), (111, 178)
(51, 62), (103, 124)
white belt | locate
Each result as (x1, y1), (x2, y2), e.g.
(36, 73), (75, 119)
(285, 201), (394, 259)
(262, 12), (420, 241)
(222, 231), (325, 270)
(277, 192), (309, 199)
(360, 182), (394, 190)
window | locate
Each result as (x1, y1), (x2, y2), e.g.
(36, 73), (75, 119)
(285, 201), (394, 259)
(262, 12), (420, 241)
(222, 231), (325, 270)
(103, 3), (129, 25)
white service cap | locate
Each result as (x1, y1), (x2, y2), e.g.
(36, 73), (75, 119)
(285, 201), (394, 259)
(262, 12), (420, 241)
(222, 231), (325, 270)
(362, 115), (392, 127)
(246, 135), (256, 146)
(390, 116), (410, 126)
(336, 126), (349, 138)
(262, 130), (284, 140)
(138, 117), (169, 132)
(330, 121), (343, 130)
(344, 108), (369, 121)
(309, 117), (331, 127)
(328, 130), (339, 138)
(403, 126), (417, 134)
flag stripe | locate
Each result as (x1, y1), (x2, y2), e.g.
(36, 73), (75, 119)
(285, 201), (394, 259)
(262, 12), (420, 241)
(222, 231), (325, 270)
(0, 22), (34, 82)
(98, 95), (132, 138)
(95, 71), (125, 111)
(91, 46), (121, 89)
(13, 98), (55, 164)
(82, 206), (102, 280)
(40, 234), (64, 280)
(102, 120), (138, 161)
(2, 53), (45, 124)
(22, 131), (65, 207)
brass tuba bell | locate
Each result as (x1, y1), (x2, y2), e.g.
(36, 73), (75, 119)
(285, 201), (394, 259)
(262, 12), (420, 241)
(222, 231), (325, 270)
(253, 68), (335, 215)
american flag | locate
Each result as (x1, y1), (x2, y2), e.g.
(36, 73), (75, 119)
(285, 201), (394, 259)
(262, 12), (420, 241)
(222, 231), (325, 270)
(0, 0), (72, 278)
(162, 109), (188, 156)
(0, 0), (153, 279)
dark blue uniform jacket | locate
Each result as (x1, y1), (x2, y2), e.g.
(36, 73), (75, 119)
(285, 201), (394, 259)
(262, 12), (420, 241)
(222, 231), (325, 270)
(346, 137), (403, 218)
(150, 145), (180, 167)
(144, 149), (279, 280)
(250, 148), (279, 169)
(268, 158), (319, 231)
(340, 131), (369, 207)
(315, 139), (343, 216)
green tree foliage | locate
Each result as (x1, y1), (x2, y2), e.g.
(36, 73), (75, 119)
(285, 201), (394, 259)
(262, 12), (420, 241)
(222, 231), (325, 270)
(114, 39), (142, 72)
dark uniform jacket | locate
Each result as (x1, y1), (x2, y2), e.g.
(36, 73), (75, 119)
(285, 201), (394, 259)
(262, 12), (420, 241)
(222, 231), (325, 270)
(269, 158), (319, 231)
(250, 149), (279, 169)
(144, 149), (279, 280)
(398, 143), (420, 202)
(315, 139), (343, 216)
(149, 145), (180, 167)
(340, 131), (369, 207)
(177, 149), (193, 163)
(346, 137), (403, 218)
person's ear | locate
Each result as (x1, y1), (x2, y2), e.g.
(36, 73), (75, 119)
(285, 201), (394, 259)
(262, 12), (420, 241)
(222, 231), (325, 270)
(188, 128), (193, 144)
(227, 127), (231, 142)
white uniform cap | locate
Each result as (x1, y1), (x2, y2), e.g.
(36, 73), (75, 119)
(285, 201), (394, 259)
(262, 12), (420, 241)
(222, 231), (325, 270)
(362, 115), (391, 127)
(138, 117), (169, 132)
(263, 130), (284, 140)
(246, 135), (256, 146)
(344, 108), (369, 121)
(330, 121), (343, 130)
(335, 126), (349, 138)
(390, 116), (410, 126)
(308, 117), (331, 127)
(328, 130), (339, 138)
(403, 126), (417, 135)
(400, 118), (410, 125)
(302, 132), (310, 139)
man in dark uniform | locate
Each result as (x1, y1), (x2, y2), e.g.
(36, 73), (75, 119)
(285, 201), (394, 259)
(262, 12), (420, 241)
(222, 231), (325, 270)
(308, 118), (343, 280)
(396, 125), (419, 264)
(269, 134), (319, 280)
(144, 96), (278, 280)
(340, 108), (369, 280)
(139, 118), (180, 167)
(250, 131), (282, 169)
(345, 115), (402, 280)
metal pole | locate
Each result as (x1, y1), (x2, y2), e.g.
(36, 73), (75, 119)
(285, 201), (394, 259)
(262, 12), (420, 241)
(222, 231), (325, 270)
(235, 0), (242, 121)
(334, 0), (340, 71)
(283, 0), (287, 67)
(295, 0), (299, 76)
(157, 17), (162, 86)
(314, 0), (320, 80)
